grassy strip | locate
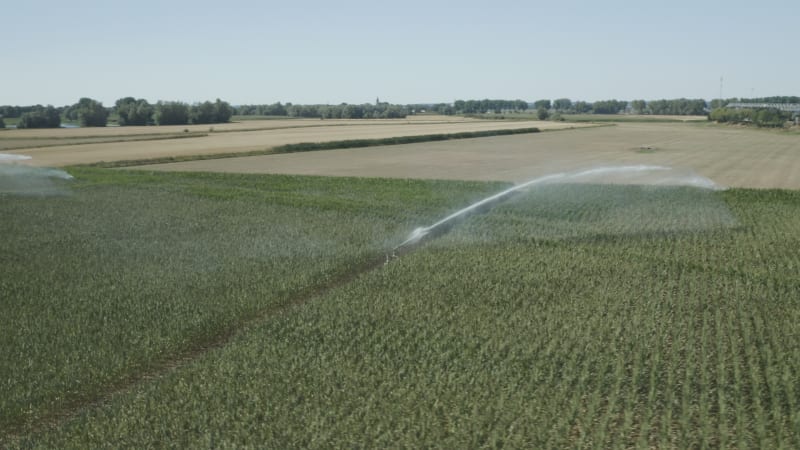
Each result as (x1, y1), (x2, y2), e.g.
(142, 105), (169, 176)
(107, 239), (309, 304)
(271, 127), (541, 152)
(81, 127), (541, 168)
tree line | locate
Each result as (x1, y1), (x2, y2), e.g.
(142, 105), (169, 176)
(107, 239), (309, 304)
(529, 98), (708, 115)
(235, 101), (410, 119)
(451, 99), (529, 114)
(436, 98), (711, 116)
(709, 107), (792, 127)
(3, 96), (798, 129)
(3, 98), (234, 129)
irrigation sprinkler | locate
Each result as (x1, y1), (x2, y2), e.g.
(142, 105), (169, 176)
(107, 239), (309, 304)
(387, 165), (697, 259)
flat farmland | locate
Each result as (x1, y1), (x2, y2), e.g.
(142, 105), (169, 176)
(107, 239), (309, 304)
(3, 119), (799, 446)
(2, 117), (583, 166)
(2, 115), (480, 139)
(143, 122), (800, 189)
(4, 170), (799, 448)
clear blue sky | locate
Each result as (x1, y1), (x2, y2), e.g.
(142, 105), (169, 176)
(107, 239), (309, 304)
(2, 0), (798, 106)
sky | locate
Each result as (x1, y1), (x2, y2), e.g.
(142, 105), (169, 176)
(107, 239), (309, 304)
(2, 0), (798, 106)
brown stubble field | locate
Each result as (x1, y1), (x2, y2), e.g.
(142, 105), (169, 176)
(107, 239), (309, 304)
(139, 122), (800, 189)
(1, 117), (585, 166)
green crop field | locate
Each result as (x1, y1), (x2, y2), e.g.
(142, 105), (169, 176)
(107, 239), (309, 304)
(0, 168), (502, 440)
(2, 169), (799, 447)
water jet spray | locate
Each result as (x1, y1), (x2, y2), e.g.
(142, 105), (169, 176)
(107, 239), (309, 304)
(389, 165), (721, 257)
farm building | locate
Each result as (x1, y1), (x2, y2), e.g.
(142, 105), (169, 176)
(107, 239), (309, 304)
(725, 102), (800, 125)
(725, 102), (800, 113)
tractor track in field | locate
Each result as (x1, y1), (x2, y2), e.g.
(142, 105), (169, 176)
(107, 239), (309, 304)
(2, 252), (394, 443)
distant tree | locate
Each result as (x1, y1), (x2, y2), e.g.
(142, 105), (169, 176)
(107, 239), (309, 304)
(537, 107), (549, 120)
(534, 99), (551, 110)
(17, 106), (61, 128)
(188, 99), (231, 124)
(754, 108), (790, 127)
(709, 107), (789, 127)
(631, 100), (647, 114)
(644, 98), (706, 115)
(452, 99), (532, 114)
(646, 99), (668, 115)
(0, 106), (22, 118)
(573, 101), (591, 113)
(682, 99), (707, 115)
(191, 101), (217, 124)
(740, 96), (800, 104)
(432, 103), (454, 115)
(381, 105), (406, 118)
(269, 102), (287, 116)
(154, 101), (190, 125)
(341, 104), (364, 119)
(62, 105), (79, 121)
(234, 102), (288, 116)
(0, 116), (5, 129)
(286, 104), (301, 117)
(212, 98), (233, 123)
(71, 98), (108, 127)
(287, 104), (321, 118)
(553, 98), (572, 111)
(710, 107), (756, 125)
(709, 98), (736, 109)
(591, 99), (627, 114)
(0, 105), (61, 119)
(322, 105), (341, 119)
(116, 97), (153, 126)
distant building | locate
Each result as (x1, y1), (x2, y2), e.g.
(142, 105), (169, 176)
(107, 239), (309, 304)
(725, 103), (800, 113)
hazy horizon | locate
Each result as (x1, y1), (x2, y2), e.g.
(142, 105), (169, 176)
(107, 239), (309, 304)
(3, 0), (798, 106)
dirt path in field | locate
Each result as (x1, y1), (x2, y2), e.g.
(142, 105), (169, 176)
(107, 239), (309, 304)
(139, 123), (800, 190)
(4, 119), (584, 167)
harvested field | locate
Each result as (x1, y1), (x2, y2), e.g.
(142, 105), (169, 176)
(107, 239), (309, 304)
(0, 132), (204, 152)
(4, 118), (584, 166)
(142, 122), (800, 190)
(2, 115), (478, 139)
(0, 116), (480, 152)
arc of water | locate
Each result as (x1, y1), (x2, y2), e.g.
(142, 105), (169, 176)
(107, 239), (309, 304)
(393, 165), (691, 251)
